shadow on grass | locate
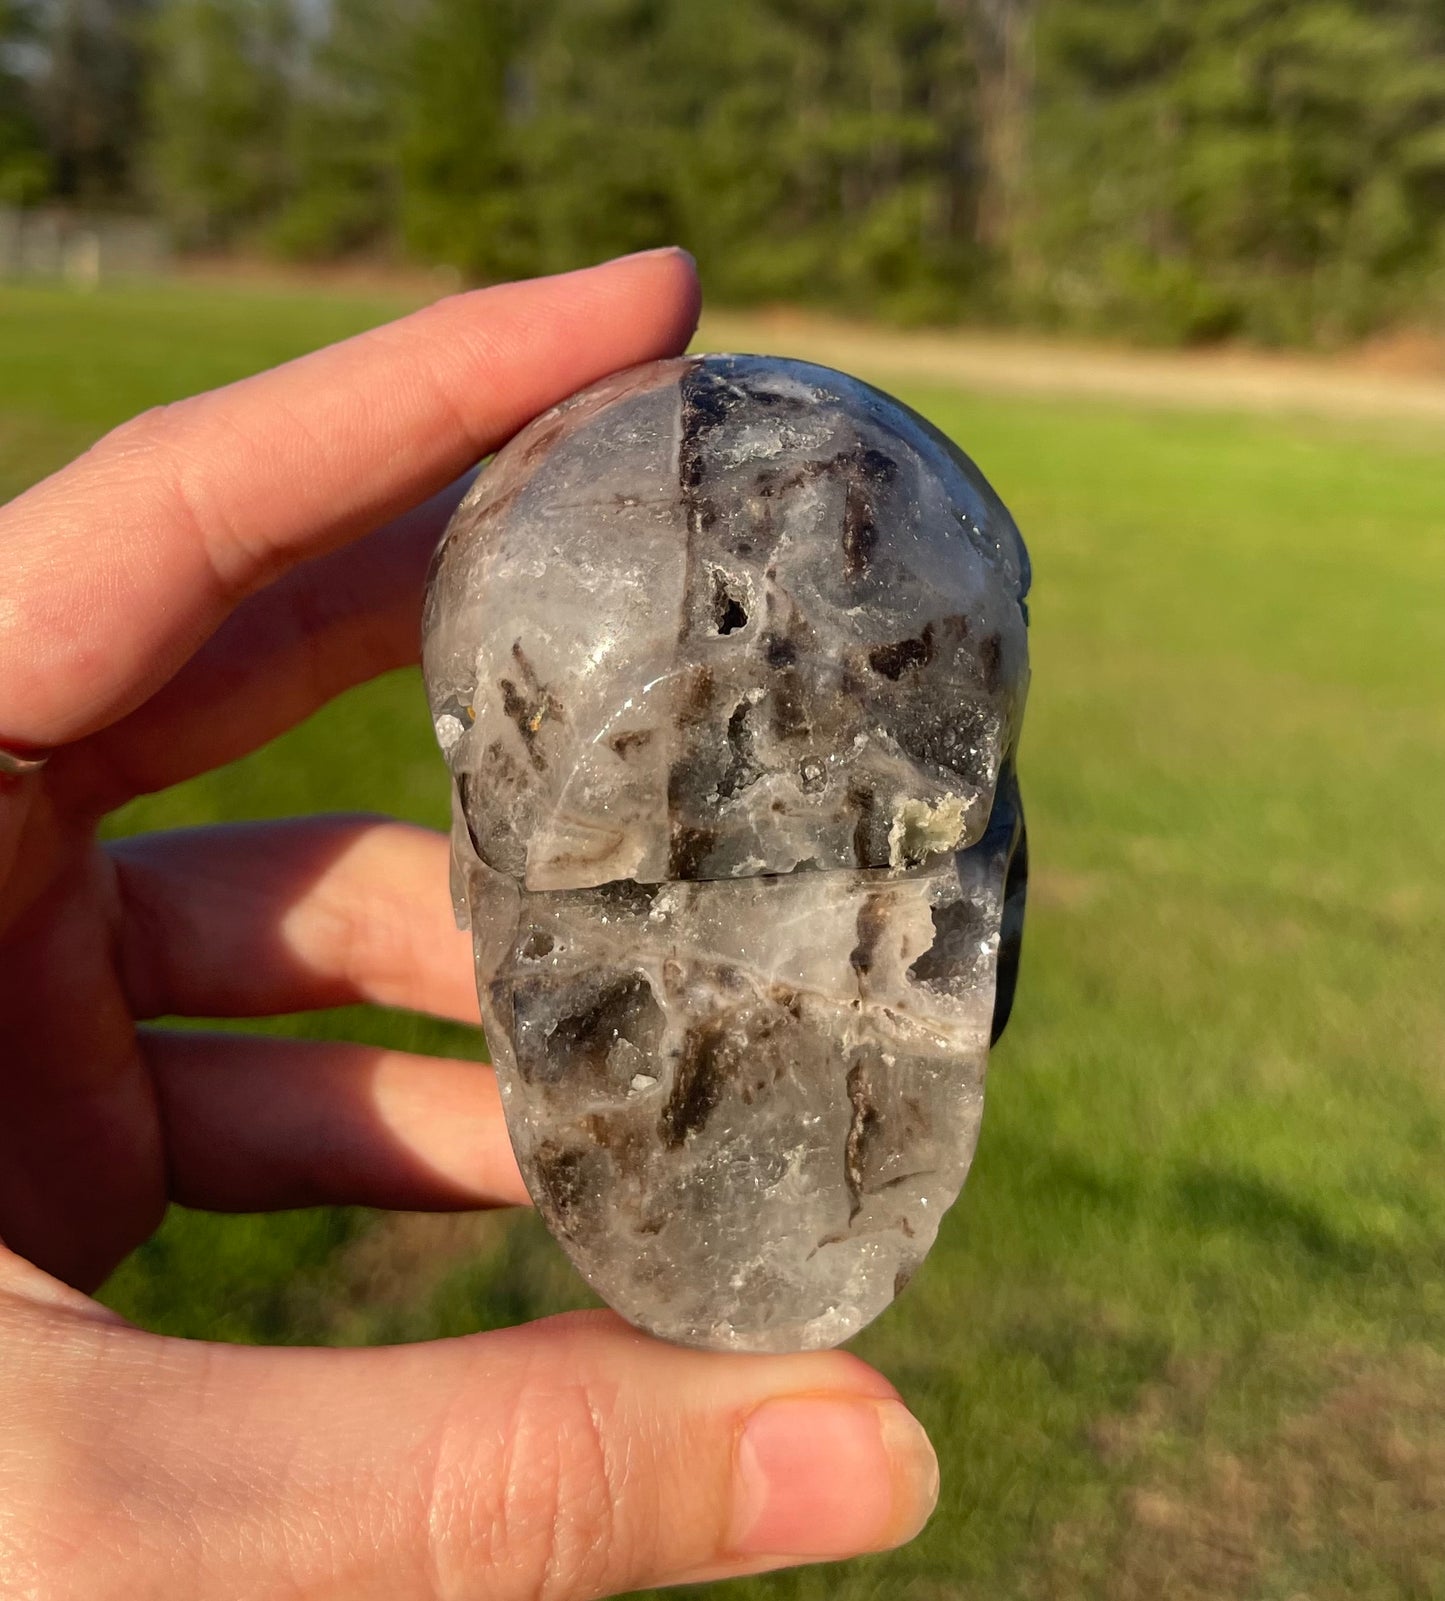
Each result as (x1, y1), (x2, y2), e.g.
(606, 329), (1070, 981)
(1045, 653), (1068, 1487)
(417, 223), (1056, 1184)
(1171, 1165), (1416, 1282)
(979, 1127), (1424, 1290)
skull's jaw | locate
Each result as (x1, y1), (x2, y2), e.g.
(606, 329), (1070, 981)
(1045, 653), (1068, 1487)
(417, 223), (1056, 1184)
(452, 774), (1024, 1354)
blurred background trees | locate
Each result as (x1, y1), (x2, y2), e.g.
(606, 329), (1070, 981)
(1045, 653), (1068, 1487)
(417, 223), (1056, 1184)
(1, 0), (1443, 342)
(0, 1), (49, 204)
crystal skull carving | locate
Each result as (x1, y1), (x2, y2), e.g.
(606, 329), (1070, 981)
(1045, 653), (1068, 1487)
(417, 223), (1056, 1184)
(422, 354), (1030, 1353)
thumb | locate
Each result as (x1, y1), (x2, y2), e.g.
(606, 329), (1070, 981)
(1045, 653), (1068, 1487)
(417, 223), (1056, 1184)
(6, 1302), (939, 1599)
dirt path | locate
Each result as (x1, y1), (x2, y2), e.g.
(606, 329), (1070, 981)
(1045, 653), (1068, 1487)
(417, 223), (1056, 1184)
(697, 310), (1445, 428)
(175, 258), (1445, 427)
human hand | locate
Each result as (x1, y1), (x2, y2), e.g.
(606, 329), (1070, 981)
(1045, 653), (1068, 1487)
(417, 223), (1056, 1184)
(0, 251), (938, 1599)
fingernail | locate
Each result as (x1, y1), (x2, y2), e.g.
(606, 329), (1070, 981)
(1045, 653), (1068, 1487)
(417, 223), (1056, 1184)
(618, 245), (696, 268)
(728, 1396), (939, 1559)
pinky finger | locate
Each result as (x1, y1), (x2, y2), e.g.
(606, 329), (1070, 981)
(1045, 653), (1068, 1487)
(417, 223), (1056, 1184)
(141, 1030), (529, 1214)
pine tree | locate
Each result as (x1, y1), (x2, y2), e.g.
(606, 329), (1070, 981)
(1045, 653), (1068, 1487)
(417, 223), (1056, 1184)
(145, 0), (299, 246)
(0, 0), (49, 204)
(272, 0), (406, 258)
(1028, 0), (1445, 341)
(31, 0), (155, 206)
(394, 0), (542, 280)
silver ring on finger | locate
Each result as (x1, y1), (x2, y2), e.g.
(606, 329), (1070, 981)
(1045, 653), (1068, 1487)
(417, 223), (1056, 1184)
(0, 743), (53, 777)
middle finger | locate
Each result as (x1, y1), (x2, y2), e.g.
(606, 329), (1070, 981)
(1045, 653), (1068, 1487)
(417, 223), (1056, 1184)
(108, 816), (477, 1024)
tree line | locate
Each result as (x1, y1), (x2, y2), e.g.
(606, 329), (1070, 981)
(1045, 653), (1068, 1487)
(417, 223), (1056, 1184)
(3, 0), (1444, 344)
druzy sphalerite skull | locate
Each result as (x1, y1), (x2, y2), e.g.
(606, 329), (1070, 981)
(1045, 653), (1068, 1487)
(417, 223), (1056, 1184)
(423, 354), (1030, 1352)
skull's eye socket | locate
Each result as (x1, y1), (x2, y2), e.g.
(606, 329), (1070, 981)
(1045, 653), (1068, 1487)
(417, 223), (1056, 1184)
(710, 571), (749, 635)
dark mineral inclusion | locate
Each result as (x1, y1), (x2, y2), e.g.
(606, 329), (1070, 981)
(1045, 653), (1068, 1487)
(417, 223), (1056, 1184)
(422, 354), (1030, 1353)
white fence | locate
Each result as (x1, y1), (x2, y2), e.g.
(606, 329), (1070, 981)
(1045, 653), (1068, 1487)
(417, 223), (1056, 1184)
(0, 209), (168, 284)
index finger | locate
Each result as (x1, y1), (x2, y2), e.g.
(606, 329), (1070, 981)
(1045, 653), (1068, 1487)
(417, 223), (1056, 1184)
(0, 249), (700, 747)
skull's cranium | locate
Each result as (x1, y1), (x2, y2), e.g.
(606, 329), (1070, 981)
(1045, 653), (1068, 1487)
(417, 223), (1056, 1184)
(423, 354), (1029, 1352)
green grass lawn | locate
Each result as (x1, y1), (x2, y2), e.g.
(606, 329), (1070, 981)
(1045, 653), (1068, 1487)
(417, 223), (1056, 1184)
(3, 280), (1443, 1600)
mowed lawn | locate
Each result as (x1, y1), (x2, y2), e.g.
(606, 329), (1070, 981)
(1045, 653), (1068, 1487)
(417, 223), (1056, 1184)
(3, 281), (1443, 1600)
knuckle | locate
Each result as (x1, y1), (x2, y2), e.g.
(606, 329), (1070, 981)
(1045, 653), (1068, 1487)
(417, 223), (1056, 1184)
(94, 400), (191, 469)
(0, 1325), (148, 1600)
(0, 1438), (66, 1600)
(304, 821), (439, 1010)
(93, 399), (261, 605)
(107, 850), (171, 1019)
(429, 1362), (655, 1601)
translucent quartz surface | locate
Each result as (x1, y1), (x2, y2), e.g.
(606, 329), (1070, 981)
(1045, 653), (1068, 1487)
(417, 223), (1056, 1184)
(424, 354), (1030, 1351)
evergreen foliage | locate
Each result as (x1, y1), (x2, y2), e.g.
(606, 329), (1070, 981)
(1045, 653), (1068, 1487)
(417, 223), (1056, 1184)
(2, 0), (1442, 342)
(144, 0), (299, 246)
(0, 1), (50, 204)
(30, 0), (153, 203)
